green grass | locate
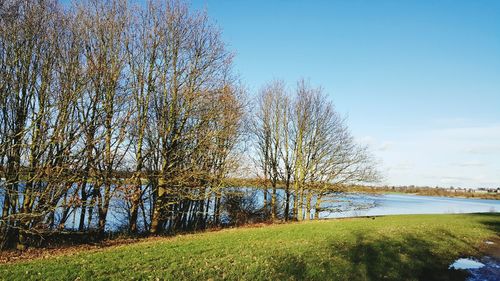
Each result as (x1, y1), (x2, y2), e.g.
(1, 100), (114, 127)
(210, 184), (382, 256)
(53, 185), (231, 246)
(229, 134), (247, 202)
(1, 213), (499, 281)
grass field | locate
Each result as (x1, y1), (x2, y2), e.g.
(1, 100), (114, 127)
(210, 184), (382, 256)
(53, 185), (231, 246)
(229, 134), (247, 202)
(1, 213), (498, 281)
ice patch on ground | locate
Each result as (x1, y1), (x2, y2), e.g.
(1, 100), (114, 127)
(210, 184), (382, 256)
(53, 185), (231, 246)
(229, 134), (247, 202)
(450, 256), (500, 281)
(449, 258), (485, 270)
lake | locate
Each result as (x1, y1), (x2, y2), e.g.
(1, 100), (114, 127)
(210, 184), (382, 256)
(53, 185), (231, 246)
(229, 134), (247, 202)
(320, 193), (500, 218)
(5, 185), (497, 230)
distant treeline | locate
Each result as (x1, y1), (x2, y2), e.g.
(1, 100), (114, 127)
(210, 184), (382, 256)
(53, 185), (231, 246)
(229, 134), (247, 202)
(0, 0), (377, 250)
(350, 185), (500, 200)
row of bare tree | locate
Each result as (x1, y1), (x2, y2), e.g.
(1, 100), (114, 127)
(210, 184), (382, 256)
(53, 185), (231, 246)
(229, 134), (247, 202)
(0, 0), (246, 249)
(252, 80), (377, 221)
(0, 0), (377, 250)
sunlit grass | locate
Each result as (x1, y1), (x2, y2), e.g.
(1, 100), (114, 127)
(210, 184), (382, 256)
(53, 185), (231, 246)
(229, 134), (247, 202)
(1, 213), (498, 281)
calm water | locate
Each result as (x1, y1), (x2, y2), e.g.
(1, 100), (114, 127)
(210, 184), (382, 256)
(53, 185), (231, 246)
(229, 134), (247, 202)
(2, 185), (498, 230)
(100, 191), (498, 229)
(321, 193), (500, 219)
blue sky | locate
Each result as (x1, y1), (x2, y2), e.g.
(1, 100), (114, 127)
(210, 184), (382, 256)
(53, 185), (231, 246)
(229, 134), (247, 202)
(188, 0), (500, 188)
(61, 0), (499, 188)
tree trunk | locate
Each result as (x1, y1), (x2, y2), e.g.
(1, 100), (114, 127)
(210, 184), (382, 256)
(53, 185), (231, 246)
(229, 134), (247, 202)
(215, 193), (222, 226)
(271, 186), (277, 221)
(314, 194), (322, 220)
(263, 188), (268, 215)
(150, 178), (166, 234)
(129, 180), (142, 233)
(305, 191), (312, 220)
(284, 186), (290, 221)
(78, 183), (88, 232)
(297, 186), (304, 221)
(293, 183), (298, 220)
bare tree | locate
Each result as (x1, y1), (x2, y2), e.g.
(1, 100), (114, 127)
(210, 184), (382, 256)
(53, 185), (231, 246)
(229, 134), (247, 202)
(146, 1), (238, 234)
(76, 0), (131, 235)
(125, 1), (162, 233)
(0, 0), (85, 248)
(292, 80), (378, 220)
(0, 0), (377, 250)
(253, 79), (379, 221)
(253, 80), (288, 221)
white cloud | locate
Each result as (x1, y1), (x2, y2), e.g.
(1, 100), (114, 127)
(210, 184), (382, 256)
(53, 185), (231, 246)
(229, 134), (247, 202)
(390, 161), (414, 171)
(378, 141), (395, 151)
(362, 122), (500, 188)
(464, 144), (500, 154)
(357, 136), (376, 146)
(453, 161), (485, 167)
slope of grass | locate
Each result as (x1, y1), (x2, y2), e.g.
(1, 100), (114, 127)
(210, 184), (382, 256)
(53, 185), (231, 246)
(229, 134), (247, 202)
(1, 213), (499, 281)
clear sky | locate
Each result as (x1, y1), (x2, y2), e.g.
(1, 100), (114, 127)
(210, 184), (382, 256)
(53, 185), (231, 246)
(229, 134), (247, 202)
(188, 0), (500, 188)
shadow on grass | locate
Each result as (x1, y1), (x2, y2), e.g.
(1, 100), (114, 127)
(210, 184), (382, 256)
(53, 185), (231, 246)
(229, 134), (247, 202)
(273, 232), (470, 281)
(269, 215), (500, 281)
(347, 233), (471, 281)
(273, 232), (472, 281)
(468, 213), (500, 234)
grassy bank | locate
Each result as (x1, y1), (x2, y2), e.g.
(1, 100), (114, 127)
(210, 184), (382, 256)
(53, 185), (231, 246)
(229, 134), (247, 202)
(1, 213), (498, 281)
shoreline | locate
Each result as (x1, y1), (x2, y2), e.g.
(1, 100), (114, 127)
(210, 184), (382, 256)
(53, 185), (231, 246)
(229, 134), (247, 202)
(1, 213), (498, 265)
(350, 190), (500, 201)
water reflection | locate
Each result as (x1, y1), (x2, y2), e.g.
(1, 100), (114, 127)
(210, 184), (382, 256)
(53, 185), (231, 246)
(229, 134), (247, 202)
(4, 184), (497, 231)
(67, 191), (500, 229)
